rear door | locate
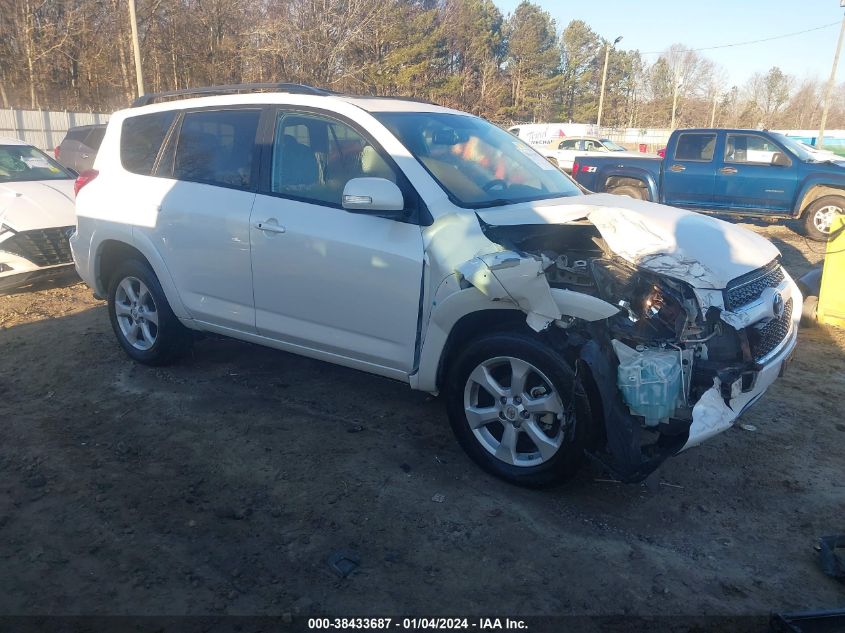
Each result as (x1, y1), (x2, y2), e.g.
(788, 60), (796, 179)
(149, 107), (261, 331)
(662, 132), (718, 208)
(249, 108), (425, 373)
(713, 132), (798, 213)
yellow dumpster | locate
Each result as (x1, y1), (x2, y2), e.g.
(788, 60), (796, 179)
(817, 214), (845, 328)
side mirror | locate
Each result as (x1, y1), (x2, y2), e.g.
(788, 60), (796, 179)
(772, 152), (791, 167)
(342, 177), (405, 214)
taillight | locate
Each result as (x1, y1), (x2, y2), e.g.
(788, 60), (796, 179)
(572, 162), (581, 175)
(54, 146), (60, 160)
(74, 169), (99, 196)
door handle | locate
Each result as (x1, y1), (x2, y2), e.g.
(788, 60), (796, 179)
(669, 164), (685, 172)
(719, 167), (738, 175)
(81, 154), (90, 159)
(254, 220), (286, 234)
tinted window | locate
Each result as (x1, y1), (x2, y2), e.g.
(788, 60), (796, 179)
(270, 112), (396, 206)
(725, 134), (778, 164)
(559, 139), (578, 150)
(121, 112), (176, 175)
(173, 109), (260, 189)
(84, 127), (106, 150)
(66, 128), (89, 142)
(674, 133), (716, 161)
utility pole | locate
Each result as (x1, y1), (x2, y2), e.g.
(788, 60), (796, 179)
(670, 75), (682, 130)
(597, 35), (622, 129)
(128, 0), (145, 97)
(819, 5), (845, 149)
(710, 92), (719, 127)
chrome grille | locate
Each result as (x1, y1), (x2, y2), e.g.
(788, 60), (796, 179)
(748, 298), (793, 362)
(0, 227), (74, 267)
(724, 264), (785, 312)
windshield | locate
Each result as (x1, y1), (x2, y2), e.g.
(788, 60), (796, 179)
(0, 144), (73, 182)
(374, 112), (581, 208)
(600, 139), (627, 152)
(770, 134), (815, 162)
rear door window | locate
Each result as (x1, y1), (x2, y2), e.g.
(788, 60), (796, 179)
(674, 133), (717, 161)
(172, 109), (261, 189)
(121, 112), (177, 175)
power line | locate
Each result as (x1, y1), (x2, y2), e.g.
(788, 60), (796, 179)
(639, 21), (841, 56)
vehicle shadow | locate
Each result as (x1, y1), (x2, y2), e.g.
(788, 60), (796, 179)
(0, 268), (80, 297)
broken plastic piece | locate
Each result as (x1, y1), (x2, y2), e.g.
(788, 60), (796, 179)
(681, 380), (737, 450)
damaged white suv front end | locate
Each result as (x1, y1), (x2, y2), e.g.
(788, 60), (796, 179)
(417, 192), (800, 482)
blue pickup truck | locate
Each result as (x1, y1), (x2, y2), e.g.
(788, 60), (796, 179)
(571, 128), (845, 240)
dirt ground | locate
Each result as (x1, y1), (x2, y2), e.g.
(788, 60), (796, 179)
(0, 221), (843, 624)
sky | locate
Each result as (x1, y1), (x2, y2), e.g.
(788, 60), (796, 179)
(492, 0), (845, 86)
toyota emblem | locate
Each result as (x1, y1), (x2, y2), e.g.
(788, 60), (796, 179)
(772, 292), (785, 319)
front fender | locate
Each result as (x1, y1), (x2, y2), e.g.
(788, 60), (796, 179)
(794, 177), (845, 217)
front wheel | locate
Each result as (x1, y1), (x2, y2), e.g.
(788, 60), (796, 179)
(803, 195), (844, 242)
(107, 258), (192, 365)
(445, 331), (592, 487)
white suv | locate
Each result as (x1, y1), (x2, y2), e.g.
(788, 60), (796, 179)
(71, 84), (800, 486)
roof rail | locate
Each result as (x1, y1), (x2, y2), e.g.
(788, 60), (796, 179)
(131, 83), (334, 108)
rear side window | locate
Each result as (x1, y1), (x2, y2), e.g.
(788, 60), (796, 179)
(84, 127), (106, 150)
(121, 112), (176, 175)
(173, 109), (260, 189)
(65, 128), (89, 142)
(674, 133), (716, 161)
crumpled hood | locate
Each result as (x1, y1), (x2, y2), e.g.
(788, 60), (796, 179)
(476, 193), (780, 289)
(0, 179), (76, 232)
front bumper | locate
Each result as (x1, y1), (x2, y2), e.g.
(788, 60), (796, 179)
(0, 226), (76, 290)
(682, 321), (798, 450)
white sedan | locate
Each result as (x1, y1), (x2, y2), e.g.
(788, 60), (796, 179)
(539, 136), (651, 173)
(0, 136), (78, 291)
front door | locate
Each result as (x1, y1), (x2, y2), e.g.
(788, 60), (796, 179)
(662, 131), (718, 208)
(250, 109), (425, 373)
(713, 133), (799, 213)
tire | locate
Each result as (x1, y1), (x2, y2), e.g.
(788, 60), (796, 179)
(800, 295), (819, 328)
(609, 184), (646, 200)
(107, 258), (192, 365)
(444, 330), (592, 487)
(803, 195), (844, 242)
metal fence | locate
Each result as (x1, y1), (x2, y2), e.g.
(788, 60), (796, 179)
(0, 108), (110, 153)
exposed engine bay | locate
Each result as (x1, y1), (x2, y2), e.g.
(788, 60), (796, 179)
(462, 218), (797, 481)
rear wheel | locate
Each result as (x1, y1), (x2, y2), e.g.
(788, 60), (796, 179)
(107, 258), (192, 365)
(609, 184), (646, 200)
(445, 331), (591, 487)
(803, 195), (844, 242)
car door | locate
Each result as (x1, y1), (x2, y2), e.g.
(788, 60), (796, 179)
(249, 109), (425, 374)
(713, 133), (799, 213)
(662, 132), (718, 208)
(150, 107), (261, 331)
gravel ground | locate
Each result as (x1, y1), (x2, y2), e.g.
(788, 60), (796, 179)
(0, 222), (843, 624)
